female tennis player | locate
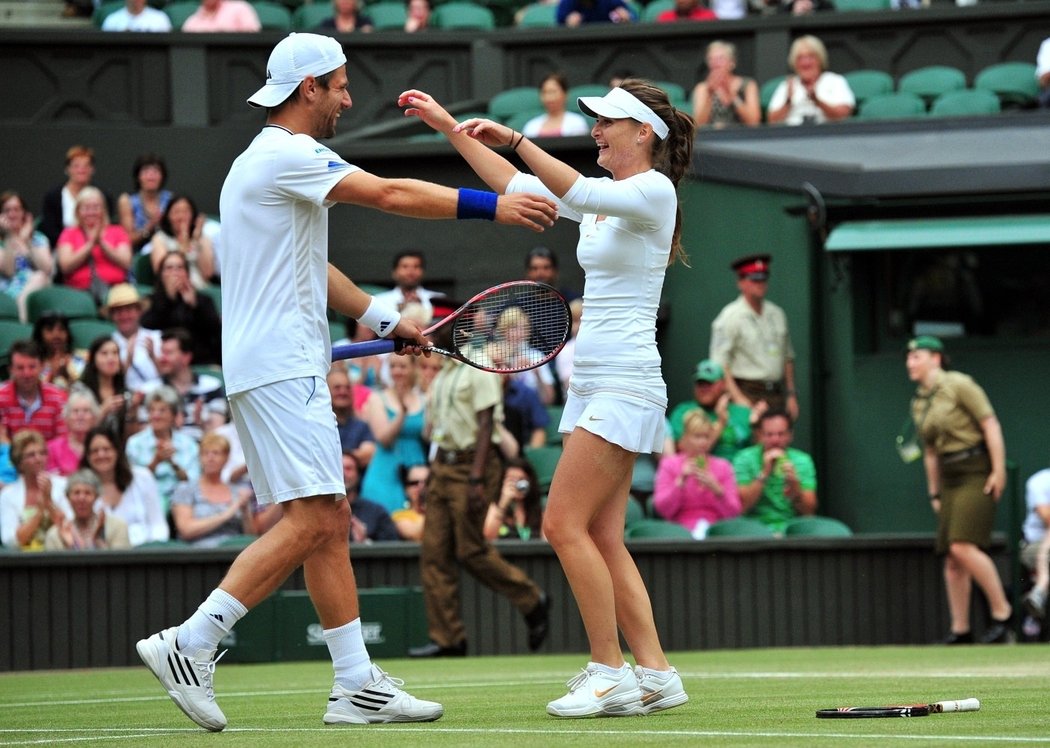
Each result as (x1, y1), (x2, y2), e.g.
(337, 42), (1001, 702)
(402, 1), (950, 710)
(401, 81), (694, 718)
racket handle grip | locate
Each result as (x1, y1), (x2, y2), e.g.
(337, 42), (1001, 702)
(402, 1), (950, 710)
(332, 338), (397, 361)
(935, 698), (980, 713)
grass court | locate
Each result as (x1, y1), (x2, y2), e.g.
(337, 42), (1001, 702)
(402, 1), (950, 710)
(2, 645), (1049, 746)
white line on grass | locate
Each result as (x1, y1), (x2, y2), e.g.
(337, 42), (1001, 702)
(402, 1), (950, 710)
(1, 727), (1049, 746)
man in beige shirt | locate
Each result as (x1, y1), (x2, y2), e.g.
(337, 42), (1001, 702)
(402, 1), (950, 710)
(710, 254), (798, 420)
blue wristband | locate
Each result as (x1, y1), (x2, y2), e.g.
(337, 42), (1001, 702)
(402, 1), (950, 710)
(457, 188), (498, 221)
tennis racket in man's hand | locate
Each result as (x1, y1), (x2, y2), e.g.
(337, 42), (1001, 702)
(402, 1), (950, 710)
(333, 281), (570, 374)
(815, 698), (980, 718)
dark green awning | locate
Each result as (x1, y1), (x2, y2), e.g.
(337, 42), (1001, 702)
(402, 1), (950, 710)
(825, 215), (1050, 252)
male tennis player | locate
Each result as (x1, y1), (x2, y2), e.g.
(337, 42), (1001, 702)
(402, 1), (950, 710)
(135, 32), (557, 731)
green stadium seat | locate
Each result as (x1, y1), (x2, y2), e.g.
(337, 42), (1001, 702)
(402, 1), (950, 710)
(516, 2), (557, 27)
(759, 75), (787, 115)
(69, 318), (117, 351)
(625, 518), (693, 540)
(0, 294), (20, 320)
(163, 0), (200, 28)
(655, 80), (687, 104)
(706, 516), (777, 538)
(898, 65), (967, 107)
(504, 109), (544, 133)
(432, 2), (495, 29)
(783, 516), (853, 537)
(26, 286), (98, 323)
(252, 1), (294, 30)
(133, 252), (155, 287)
(93, 0), (124, 27)
(524, 444), (561, 492)
(642, 0), (673, 22)
(0, 320), (33, 365)
(198, 284), (222, 314)
(329, 319), (348, 342)
(367, 1), (407, 29)
(843, 69), (894, 106)
(293, 2), (332, 29)
(929, 88), (1001, 117)
(856, 91), (926, 121)
(625, 496), (645, 527)
(974, 62), (1040, 109)
(833, 0), (890, 9)
(488, 87), (543, 122)
(543, 404), (563, 445)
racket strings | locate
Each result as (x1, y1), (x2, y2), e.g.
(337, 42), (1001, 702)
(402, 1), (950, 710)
(451, 285), (569, 373)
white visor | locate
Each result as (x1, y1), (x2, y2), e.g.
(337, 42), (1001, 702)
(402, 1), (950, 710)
(247, 33), (347, 109)
(577, 87), (669, 140)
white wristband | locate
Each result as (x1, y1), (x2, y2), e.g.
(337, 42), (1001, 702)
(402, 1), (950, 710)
(359, 296), (401, 339)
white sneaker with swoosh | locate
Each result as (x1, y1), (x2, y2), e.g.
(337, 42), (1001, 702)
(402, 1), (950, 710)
(634, 665), (689, 715)
(546, 663), (642, 718)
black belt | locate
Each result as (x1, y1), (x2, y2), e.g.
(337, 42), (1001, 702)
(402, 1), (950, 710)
(940, 444), (987, 465)
(436, 447), (476, 465)
(736, 378), (782, 392)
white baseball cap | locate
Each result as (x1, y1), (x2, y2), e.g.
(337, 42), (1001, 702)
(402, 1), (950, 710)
(577, 86), (669, 140)
(247, 33), (347, 109)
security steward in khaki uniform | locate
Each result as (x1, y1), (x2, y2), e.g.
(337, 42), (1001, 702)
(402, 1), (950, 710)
(709, 254), (799, 420)
(409, 355), (549, 657)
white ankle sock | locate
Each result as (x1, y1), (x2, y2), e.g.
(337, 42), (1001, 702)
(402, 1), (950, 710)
(591, 662), (630, 677)
(176, 588), (248, 659)
(324, 619), (373, 691)
(636, 665), (673, 678)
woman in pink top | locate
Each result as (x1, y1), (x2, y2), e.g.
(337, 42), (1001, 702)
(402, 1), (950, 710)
(47, 388), (101, 476)
(56, 186), (132, 301)
(181, 0), (261, 31)
(653, 410), (740, 537)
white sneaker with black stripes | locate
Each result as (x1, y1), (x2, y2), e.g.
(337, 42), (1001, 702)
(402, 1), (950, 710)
(323, 664), (443, 725)
(136, 627), (227, 732)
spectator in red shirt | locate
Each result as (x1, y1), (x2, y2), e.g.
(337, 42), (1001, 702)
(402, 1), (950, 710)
(656, 0), (716, 22)
(0, 340), (69, 441)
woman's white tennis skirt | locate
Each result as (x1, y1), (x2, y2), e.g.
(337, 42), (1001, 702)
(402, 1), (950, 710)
(560, 370), (667, 455)
(228, 376), (345, 505)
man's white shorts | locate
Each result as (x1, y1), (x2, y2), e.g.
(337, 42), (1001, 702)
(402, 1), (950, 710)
(229, 376), (345, 505)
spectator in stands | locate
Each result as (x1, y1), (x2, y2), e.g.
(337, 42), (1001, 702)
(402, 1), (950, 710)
(141, 250), (222, 366)
(374, 250), (444, 315)
(691, 41), (761, 128)
(0, 430), (69, 549)
(483, 457), (544, 541)
(171, 433), (254, 548)
(711, 0), (746, 18)
(156, 328), (224, 438)
(101, 0), (173, 32)
(501, 372), (549, 452)
(496, 305), (556, 405)
(77, 335), (139, 442)
(80, 425), (168, 546)
(1038, 37), (1050, 109)
(56, 186), (132, 306)
(46, 388), (100, 477)
(654, 410), (740, 538)
(104, 284), (162, 394)
(360, 355), (427, 514)
(779, 0), (833, 14)
(404, 0), (432, 31)
(409, 353), (548, 657)
(392, 463), (428, 541)
(656, 0), (716, 22)
(117, 153), (172, 253)
(0, 340), (68, 442)
(710, 254), (798, 420)
(44, 468), (131, 550)
(1022, 464), (1050, 621)
(39, 145), (113, 250)
(557, 0), (636, 26)
(766, 35), (854, 125)
(32, 312), (83, 389)
(181, 0), (262, 31)
(904, 334), (1012, 644)
(890, 0), (926, 7)
(0, 191), (53, 323)
(148, 195), (216, 290)
(344, 452), (400, 543)
(524, 245), (580, 302)
(668, 358), (752, 459)
(318, 0), (374, 32)
(125, 385), (201, 514)
(733, 408), (816, 532)
(327, 365), (376, 467)
(521, 74), (591, 139)
(417, 353), (443, 394)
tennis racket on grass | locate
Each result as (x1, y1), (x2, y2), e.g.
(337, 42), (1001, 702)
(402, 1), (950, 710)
(332, 280), (570, 374)
(816, 698), (980, 719)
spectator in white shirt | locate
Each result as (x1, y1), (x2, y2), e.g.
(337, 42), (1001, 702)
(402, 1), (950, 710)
(101, 0), (174, 31)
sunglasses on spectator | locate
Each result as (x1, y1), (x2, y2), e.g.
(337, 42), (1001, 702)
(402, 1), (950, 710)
(405, 479), (427, 486)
